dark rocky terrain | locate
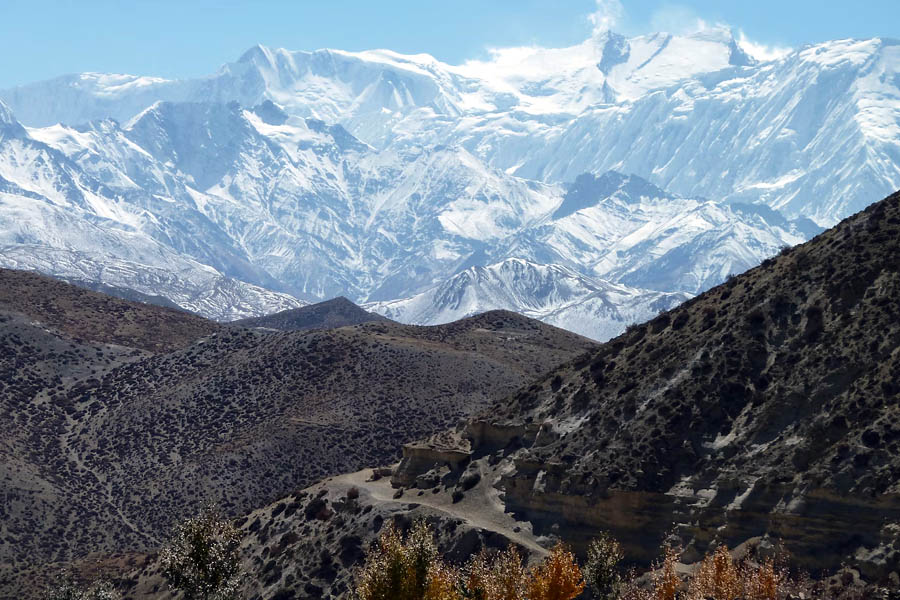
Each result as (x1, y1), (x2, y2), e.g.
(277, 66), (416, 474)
(0, 276), (595, 596)
(229, 297), (389, 331)
(0, 268), (220, 352)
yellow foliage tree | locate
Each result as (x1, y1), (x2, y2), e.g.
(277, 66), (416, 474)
(464, 546), (527, 600)
(652, 545), (681, 600)
(525, 543), (585, 600)
(424, 563), (463, 600)
(356, 521), (438, 600)
(686, 545), (741, 600)
(742, 556), (784, 600)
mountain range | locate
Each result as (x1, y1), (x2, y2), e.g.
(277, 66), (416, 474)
(0, 27), (897, 337)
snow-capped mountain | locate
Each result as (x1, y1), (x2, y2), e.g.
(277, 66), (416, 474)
(0, 26), (895, 334)
(0, 92), (821, 334)
(3, 28), (898, 225)
(367, 258), (689, 341)
(0, 101), (302, 319)
(21, 98), (560, 302)
(490, 172), (819, 294)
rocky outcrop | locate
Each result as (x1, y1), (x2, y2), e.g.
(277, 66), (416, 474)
(391, 440), (472, 488)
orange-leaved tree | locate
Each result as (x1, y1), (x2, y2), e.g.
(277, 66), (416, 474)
(525, 542), (585, 600)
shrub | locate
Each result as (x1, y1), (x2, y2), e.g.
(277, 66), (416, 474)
(651, 545), (681, 600)
(459, 471), (481, 491)
(159, 505), (243, 600)
(584, 532), (624, 600)
(425, 563), (462, 600)
(634, 543), (788, 600)
(742, 556), (785, 600)
(357, 524), (586, 600)
(685, 545), (740, 600)
(44, 575), (120, 600)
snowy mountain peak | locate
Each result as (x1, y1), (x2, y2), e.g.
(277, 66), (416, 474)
(238, 43), (275, 66)
(367, 257), (690, 341)
(553, 171), (672, 219)
(0, 100), (15, 125)
(0, 100), (25, 137)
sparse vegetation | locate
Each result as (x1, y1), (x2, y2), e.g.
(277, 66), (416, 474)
(43, 575), (120, 600)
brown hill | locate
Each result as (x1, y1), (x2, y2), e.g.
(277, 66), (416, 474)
(1, 301), (595, 595)
(228, 296), (390, 331)
(0, 268), (220, 352)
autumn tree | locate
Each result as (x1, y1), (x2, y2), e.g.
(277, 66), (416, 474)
(464, 545), (527, 600)
(356, 520), (439, 600)
(525, 543), (585, 600)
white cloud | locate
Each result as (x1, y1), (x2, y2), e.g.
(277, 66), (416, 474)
(589, 0), (625, 35)
(649, 4), (711, 35)
(737, 30), (792, 62)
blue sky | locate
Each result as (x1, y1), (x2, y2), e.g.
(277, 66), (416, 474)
(1, 0), (897, 88)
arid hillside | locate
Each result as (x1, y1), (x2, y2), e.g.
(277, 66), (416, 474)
(433, 191), (900, 579)
(0, 282), (595, 596)
(0, 268), (220, 352)
(229, 296), (389, 331)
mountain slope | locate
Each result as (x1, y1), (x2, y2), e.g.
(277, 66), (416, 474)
(0, 275), (595, 595)
(4, 99), (564, 306)
(491, 172), (819, 295)
(368, 258), (689, 341)
(230, 296), (389, 331)
(427, 190), (900, 578)
(0, 103), (304, 319)
(0, 267), (219, 352)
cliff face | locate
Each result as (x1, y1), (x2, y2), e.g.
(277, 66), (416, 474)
(398, 192), (900, 581)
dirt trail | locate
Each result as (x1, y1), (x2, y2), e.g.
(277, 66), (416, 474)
(329, 464), (548, 557)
